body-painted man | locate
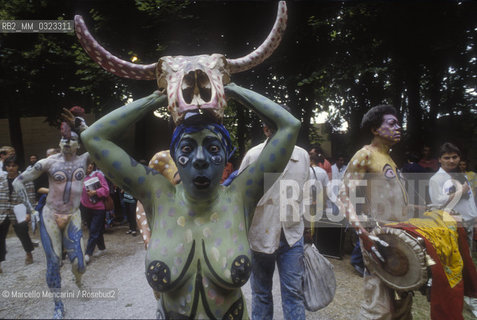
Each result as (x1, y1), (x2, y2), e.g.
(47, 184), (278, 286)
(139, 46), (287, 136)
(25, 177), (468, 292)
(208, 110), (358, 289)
(13, 108), (89, 319)
(337, 105), (413, 319)
(338, 105), (420, 319)
(338, 105), (477, 319)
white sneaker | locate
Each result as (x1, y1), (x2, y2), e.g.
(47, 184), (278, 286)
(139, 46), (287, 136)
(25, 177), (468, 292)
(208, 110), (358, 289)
(94, 249), (106, 257)
(84, 255), (90, 264)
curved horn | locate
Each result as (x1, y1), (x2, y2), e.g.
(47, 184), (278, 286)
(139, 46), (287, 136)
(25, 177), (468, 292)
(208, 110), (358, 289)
(226, 1), (287, 74)
(74, 15), (156, 80)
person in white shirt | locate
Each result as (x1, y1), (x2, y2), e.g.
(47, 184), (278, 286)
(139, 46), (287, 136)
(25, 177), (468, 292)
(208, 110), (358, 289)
(310, 154), (329, 186)
(238, 119), (309, 320)
(330, 154), (347, 215)
(429, 142), (477, 251)
(331, 155), (347, 181)
(309, 152), (329, 217)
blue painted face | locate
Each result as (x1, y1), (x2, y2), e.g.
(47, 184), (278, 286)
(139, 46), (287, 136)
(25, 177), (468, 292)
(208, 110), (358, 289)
(174, 129), (226, 198)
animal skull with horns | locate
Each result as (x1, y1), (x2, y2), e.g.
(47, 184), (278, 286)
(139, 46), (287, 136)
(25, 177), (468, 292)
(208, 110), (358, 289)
(74, 1), (287, 125)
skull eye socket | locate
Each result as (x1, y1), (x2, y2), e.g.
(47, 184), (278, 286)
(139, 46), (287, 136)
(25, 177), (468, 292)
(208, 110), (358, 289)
(182, 72), (195, 104)
(181, 70), (212, 105)
(197, 71), (211, 103)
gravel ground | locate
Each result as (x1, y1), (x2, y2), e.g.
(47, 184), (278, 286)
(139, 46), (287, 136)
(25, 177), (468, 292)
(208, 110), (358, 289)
(0, 225), (474, 319)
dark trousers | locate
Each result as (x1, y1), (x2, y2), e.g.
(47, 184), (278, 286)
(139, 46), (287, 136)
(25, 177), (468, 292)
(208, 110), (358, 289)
(0, 217), (34, 262)
(85, 209), (106, 255)
(80, 204), (88, 226)
(0, 218), (10, 262)
(350, 238), (364, 268)
(124, 201), (137, 231)
(112, 190), (124, 222)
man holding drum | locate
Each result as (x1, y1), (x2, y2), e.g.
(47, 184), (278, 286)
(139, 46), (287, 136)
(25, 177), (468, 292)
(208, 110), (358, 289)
(337, 105), (477, 319)
(337, 105), (414, 319)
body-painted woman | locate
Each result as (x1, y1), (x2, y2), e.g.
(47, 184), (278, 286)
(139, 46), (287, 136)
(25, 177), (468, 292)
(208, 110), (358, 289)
(79, 83), (298, 318)
(73, 3), (295, 318)
(13, 108), (89, 319)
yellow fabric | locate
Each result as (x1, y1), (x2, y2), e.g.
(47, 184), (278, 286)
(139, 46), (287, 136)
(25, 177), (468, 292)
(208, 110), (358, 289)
(390, 210), (463, 288)
(149, 150), (178, 184)
(466, 171), (476, 186)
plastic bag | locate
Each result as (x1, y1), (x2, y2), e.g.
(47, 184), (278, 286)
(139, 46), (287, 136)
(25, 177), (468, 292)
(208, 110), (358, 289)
(303, 243), (336, 311)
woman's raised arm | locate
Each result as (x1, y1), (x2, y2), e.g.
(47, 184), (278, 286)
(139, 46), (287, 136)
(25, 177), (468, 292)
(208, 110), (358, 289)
(225, 83), (300, 214)
(81, 92), (171, 208)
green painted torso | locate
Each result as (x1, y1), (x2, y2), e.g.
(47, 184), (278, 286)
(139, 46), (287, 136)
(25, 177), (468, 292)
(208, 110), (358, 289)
(80, 88), (300, 319)
(145, 183), (250, 318)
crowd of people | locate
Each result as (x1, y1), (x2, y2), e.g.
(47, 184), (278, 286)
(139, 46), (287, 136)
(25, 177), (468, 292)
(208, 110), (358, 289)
(3, 1), (477, 318)
(1, 101), (477, 319)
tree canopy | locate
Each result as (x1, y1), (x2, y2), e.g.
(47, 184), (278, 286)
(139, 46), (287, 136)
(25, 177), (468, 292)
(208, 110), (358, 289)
(1, 1), (476, 165)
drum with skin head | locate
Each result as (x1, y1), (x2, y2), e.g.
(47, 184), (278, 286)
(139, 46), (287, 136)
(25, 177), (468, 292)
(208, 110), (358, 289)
(362, 226), (428, 292)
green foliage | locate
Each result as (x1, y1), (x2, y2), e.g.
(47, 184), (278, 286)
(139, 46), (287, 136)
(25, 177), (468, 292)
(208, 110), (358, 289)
(295, 2), (477, 159)
(135, 0), (191, 18)
(1, 1), (476, 162)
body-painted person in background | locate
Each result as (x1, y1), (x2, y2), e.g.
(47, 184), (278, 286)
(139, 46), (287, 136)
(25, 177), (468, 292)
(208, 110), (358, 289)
(337, 105), (414, 319)
(13, 106), (89, 319)
(337, 105), (477, 319)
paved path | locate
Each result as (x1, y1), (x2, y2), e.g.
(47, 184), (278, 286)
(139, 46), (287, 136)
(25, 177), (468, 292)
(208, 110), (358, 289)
(2, 224), (454, 319)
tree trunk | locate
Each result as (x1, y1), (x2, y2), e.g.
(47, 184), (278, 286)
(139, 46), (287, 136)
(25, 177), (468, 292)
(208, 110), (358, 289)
(391, 66), (403, 121)
(299, 84), (313, 148)
(404, 62), (422, 150)
(427, 63), (443, 140)
(349, 73), (371, 149)
(8, 103), (25, 167)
